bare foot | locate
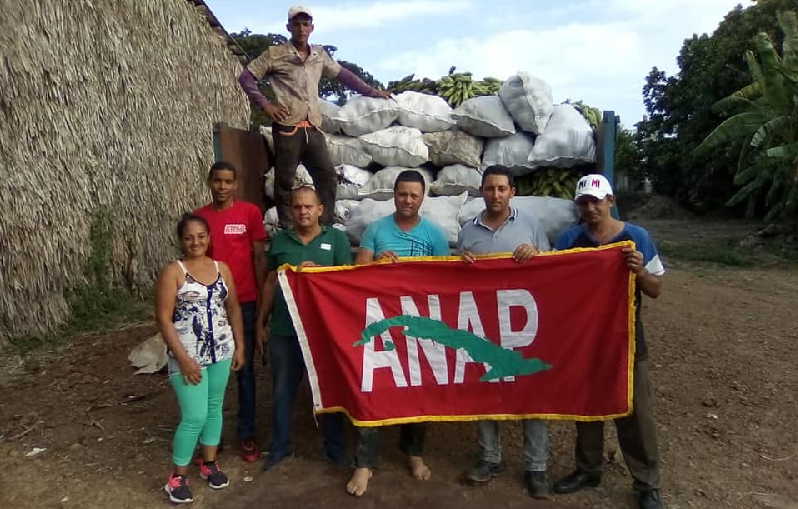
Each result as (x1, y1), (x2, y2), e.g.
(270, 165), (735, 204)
(408, 455), (431, 481)
(346, 467), (373, 497)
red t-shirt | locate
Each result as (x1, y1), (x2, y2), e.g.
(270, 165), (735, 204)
(194, 201), (267, 304)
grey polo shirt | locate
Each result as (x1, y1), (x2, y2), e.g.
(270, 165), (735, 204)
(457, 206), (551, 254)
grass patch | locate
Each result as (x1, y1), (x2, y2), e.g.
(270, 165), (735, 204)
(7, 292), (151, 355)
(659, 239), (756, 267)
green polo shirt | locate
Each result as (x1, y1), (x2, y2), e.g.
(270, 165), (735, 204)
(267, 226), (352, 336)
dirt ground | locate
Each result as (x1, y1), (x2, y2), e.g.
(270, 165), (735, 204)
(1, 219), (797, 509)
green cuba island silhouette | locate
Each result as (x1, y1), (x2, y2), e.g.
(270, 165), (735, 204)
(354, 315), (551, 381)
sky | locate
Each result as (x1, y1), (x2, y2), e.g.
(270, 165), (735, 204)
(204, 0), (751, 126)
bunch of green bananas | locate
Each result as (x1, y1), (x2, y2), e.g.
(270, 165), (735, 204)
(387, 74), (439, 95)
(437, 71), (475, 107)
(571, 101), (602, 131)
(471, 76), (502, 96)
(516, 169), (583, 199)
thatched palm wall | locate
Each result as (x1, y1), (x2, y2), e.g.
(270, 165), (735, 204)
(0, 0), (249, 340)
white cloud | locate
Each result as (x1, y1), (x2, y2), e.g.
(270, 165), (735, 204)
(378, 0), (744, 123)
(253, 0), (473, 34)
(380, 23), (642, 99)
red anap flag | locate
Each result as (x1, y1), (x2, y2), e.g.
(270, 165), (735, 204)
(279, 242), (636, 426)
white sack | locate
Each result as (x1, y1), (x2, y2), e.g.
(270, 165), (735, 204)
(344, 198), (397, 245)
(334, 199), (361, 224)
(319, 100), (343, 134)
(499, 73), (554, 134)
(430, 165), (482, 196)
(458, 195), (578, 245)
(395, 91), (456, 132)
(325, 134), (373, 167)
(482, 132), (537, 175)
(423, 129), (484, 168)
(263, 206), (280, 236)
(128, 333), (167, 375)
(264, 164), (313, 200)
(260, 125), (275, 154)
(421, 192), (469, 246)
(357, 166), (433, 200)
(335, 96), (400, 137)
(359, 126), (429, 167)
(335, 164), (372, 200)
(528, 104), (596, 168)
(452, 96), (516, 138)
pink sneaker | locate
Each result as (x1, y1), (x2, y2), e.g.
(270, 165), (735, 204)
(240, 439), (261, 463)
(199, 460), (230, 489)
(164, 474), (193, 504)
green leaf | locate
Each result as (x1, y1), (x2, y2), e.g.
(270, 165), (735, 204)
(695, 112), (768, 155)
(753, 32), (791, 112)
(734, 162), (765, 186)
(751, 115), (791, 147)
(726, 177), (766, 207)
(766, 167), (786, 205)
(778, 11), (798, 79)
(745, 49), (765, 88)
(783, 182), (798, 214)
(767, 142), (798, 159)
(764, 202), (785, 222)
(713, 92), (759, 115)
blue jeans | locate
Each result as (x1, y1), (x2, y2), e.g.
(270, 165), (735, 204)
(478, 419), (549, 472)
(237, 301), (257, 440)
(268, 334), (345, 462)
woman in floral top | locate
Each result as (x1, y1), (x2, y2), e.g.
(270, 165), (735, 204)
(155, 213), (245, 504)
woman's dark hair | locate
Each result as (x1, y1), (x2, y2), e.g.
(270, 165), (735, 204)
(176, 213), (209, 238)
(393, 169), (426, 192)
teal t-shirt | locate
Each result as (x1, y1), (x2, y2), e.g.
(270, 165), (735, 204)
(360, 214), (449, 257)
(267, 226), (352, 336)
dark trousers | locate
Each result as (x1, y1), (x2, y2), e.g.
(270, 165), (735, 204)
(354, 423), (426, 469)
(574, 359), (660, 491)
(236, 302), (257, 440)
(272, 123), (336, 227)
(268, 334), (345, 462)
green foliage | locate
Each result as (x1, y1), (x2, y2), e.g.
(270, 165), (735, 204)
(697, 10), (798, 222)
(636, 0), (797, 214)
(616, 127), (645, 189)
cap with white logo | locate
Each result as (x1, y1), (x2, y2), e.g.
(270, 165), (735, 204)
(574, 174), (614, 200)
(288, 5), (313, 21)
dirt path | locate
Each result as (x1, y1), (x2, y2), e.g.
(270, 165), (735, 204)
(2, 222), (797, 509)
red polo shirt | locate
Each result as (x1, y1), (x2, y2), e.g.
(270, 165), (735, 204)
(194, 201), (267, 304)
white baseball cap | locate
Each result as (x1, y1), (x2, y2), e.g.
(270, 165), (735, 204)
(288, 5), (313, 20)
(574, 174), (614, 200)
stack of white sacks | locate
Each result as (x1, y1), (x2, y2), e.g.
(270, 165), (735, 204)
(261, 72), (593, 248)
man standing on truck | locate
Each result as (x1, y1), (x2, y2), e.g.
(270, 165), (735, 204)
(457, 166), (552, 500)
(552, 174), (665, 509)
(238, 5), (391, 227)
(194, 161), (268, 464)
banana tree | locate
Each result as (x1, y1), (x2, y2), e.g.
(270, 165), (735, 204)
(696, 11), (798, 221)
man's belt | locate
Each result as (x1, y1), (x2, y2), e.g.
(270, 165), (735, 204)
(275, 120), (315, 136)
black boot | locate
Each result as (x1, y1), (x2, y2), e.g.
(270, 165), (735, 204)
(524, 470), (551, 499)
(552, 470), (601, 494)
(638, 489), (664, 509)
